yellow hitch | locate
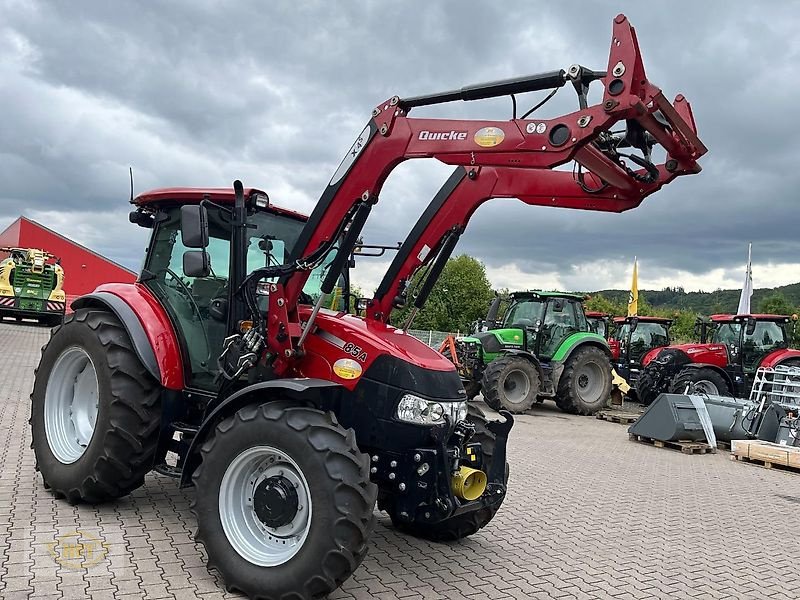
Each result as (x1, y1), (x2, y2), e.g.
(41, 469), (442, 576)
(451, 466), (488, 501)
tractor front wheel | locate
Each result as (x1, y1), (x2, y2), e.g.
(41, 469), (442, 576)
(30, 309), (161, 503)
(669, 368), (730, 397)
(192, 403), (377, 600)
(389, 405), (508, 542)
(556, 346), (613, 415)
(481, 356), (540, 413)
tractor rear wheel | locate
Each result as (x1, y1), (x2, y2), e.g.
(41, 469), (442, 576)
(192, 403), (377, 600)
(481, 356), (539, 413)
(669, 368), (730, 397)
(556, 346), (613, 415)
(389, 405), (508, 541)
(30, 309), (161, 503)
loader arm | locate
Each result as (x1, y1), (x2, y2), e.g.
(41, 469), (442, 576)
(368, 157), (690, 323)
(265, 13), (706, 374)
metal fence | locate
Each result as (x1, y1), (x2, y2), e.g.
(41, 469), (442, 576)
(407, 329), (461, 349)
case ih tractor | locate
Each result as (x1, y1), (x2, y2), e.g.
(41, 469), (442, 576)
(637, 314), (800, 405)
(30, 15), (705, 600)
(439, 291), (613, 415)
(608, 315), (672, 390)
(0, 247), (66, 326)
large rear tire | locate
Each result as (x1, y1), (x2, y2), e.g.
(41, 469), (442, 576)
(556, 346), (613, 415)
(481, 356), (540, 413)
(30, 308), (161, 503)
(669, 368), (730, 397)
(192, 403), (377, 600)
(389, 405), (508, 542)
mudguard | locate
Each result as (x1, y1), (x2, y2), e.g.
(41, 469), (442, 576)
(180, 378), (344, 486)
(72, 284), (184, 389)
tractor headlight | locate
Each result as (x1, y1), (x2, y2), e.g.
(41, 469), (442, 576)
(395, 394), (468, 425)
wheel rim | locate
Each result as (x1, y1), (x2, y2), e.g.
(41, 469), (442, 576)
(44, 346), (99, 464)
(219, 446), (312, 567)
(574, 360), (605, 402)
(502, 369), (531, 404)
(690, 379), (720, 395)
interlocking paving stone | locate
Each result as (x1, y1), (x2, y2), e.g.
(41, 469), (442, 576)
(3, 321), (800, 599)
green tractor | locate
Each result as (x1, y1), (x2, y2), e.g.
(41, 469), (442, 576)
(0, 247), (66, 326)
(444, 291), (613, 415)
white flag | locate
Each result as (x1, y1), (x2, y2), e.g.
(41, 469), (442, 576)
(736, 243), (753, 315)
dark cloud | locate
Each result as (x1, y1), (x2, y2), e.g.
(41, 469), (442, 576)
(1, 1), (799, 289)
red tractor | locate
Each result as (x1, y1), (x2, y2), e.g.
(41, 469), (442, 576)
(585, 311), (612, 339)
(637, 314), (800, 404)
(608, 315), (672, 390)
(29, 15), (705, 600)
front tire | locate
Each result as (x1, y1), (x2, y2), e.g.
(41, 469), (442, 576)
(389, 405), (508, 542)
(30, 309), (161, 503)
(669, 368), (730, 397)
(192, 403), (377, 600)
(556, 346), (613, 415)
(481, 356), (540, 413)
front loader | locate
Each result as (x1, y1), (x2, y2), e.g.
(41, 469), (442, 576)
(30, 15), (705, 600)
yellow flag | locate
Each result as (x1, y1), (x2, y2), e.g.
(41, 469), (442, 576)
(627, 258), (638, 317)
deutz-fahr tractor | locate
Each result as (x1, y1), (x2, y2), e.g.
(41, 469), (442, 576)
(609, 315), (672, 390)
(442, 291), (613, 415)
(637, 313), (800, 405)
(30, 15), (705, 600)
(0, 246), (66, 326)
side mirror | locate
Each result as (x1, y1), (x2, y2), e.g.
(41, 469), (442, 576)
(629, 317), (639, 333)
(745, 318), (757, 336)
(183, 250), (210, 278)
(181, 205), (209, 248)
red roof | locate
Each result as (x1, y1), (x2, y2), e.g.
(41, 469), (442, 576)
(585, 311), (609, 318)
(710, 313), (791, 322)
(133, 187), (309, 221)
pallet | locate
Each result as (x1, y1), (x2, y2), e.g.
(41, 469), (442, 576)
(596, 411), (640, 425)
(716, 440), (731, 451)
(730, 440), (800, 473)
(628, 434), (716, 455)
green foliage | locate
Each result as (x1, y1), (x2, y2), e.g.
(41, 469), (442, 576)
(390, 254), (495, 332)
(759, 292), (796, 317)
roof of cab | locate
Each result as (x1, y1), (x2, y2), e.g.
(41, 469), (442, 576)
(132, 187), (308, 221)
(613, 316), (673, 324)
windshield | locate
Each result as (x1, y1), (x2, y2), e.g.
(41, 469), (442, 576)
(712, 323), (741, 345)
(588, 318), (607, 338)
(503, 299), (544, 328)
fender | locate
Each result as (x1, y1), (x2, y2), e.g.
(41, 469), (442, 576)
(551, 335), (611, 364)
(71, 283), (184, 389)
(180, 378), (343, 486)
(674, 362), (735, 392)
(760, 348), (800, 369)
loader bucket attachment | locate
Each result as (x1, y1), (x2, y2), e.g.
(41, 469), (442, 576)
(628, 393), (709, 443)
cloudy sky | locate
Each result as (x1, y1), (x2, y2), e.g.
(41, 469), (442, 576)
(2, 1), (799, 294)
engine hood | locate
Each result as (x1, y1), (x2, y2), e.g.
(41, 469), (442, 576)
(303, 308), (454, 372)
(643, 343), (729, 368)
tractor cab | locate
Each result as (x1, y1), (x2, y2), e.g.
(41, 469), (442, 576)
(131, 188), (344, 390)
(585, 311), (611, 340)
(503, 292), (589, 359)
(610, 316), (672, 387)
(709, 314), (791, 374)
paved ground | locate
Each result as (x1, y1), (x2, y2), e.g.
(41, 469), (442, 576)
(2, 322), (800, 599)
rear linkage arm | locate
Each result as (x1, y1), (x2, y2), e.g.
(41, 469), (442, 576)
(264, 14), (706, 375)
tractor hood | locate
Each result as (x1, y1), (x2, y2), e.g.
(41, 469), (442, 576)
(304, 308), (454, 372)
(643, 343), (728, 368)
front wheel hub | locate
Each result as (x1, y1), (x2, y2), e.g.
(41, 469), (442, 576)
(253, 476), (299, 528)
